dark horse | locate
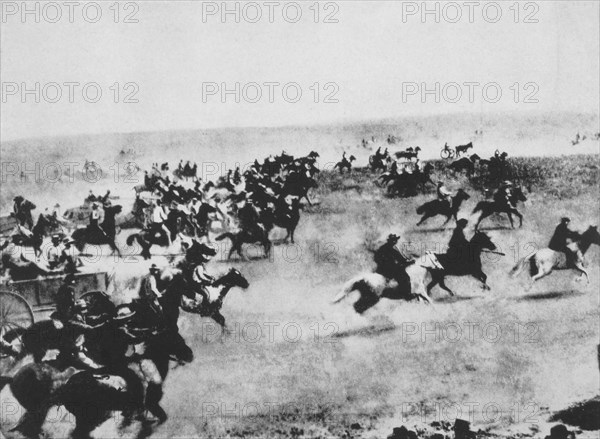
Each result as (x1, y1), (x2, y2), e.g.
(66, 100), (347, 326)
(473, 186), (527, 230)
(281, 171), (318, 205)
(71, 205), (123, 257)
(3, 330), (182, 439)
(216, 226), (272, 260)
(9, 213), (54, 258)
(423, 231), (498, 296)
(125, 209), (193, 259)
(455, 141), (473, 157)
(262, 197), (302, 244)
(334, 155), (356, 173)
(416, 189), (471, 226)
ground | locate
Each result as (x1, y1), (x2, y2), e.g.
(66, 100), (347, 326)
(0, 113), (599, 438)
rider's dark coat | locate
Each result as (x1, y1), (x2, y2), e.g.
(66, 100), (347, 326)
(374, 242), (410, 281)
(548, 223), (576, 252)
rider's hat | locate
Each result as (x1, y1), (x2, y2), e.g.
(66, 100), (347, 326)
(149, 264), (160, 273)
(13, 196), (23, 202)
(51, 234), (60, 241)
(561, 217), (571, 223)
(503, 180), (513, 186)
(457, 218), (468, 227)
(114, 304), (136, 321)
(387, 234), (401, 243)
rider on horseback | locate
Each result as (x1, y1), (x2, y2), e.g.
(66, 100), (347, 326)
(140, 264), (165, 327)
(494, 181), (514, 210)
(446, 219), (470, 264)
(13, 196), (35, 230)
(190, 250), (216, 305)
(88, 202), (110, 241)
(58, 299), (106, 370)
(150, 199), (172, 246)
(52, 273), (77, 327)
(549, 217), (584, 268)
(437, 182), (453, 208)
(239, 199), (261, 239)
(374, 234), (412, 288)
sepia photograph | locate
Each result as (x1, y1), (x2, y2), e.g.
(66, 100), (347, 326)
(0, 1), (599, 438)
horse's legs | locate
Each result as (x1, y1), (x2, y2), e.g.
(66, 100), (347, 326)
(437, 277), (455, 296)
(573, 263), (589, 284)
(475, 271), (490, 290)
(417, 213), (430, 226)
(506, 212), (515, 229)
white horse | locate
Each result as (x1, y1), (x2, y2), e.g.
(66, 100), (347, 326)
(331, 264), (433, 314)
(510, 225), (600, 287)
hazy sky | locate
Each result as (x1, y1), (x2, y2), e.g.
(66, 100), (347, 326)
(1, 1), (598, 141)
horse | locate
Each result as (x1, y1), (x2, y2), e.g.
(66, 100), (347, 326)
(1, 251), (52, 281)
(472, 186), (527, 230)
(455, 142), (473, 157)
(262, 197), (302, 244)
(9, 213), (54, 258)
(281, 171), (318, 205)
(216, 226), (272, 260)
(412, 231), (499, 297)
(331, 264), (432, 314)
(416, 189), (471, 226)
(448, 156), (475, 176)
(71, 206), (123, 257)
(125, 210), (193, 259)
(4, 330), (182, 438)
(368, 149), (389, 172)
(178, 268), (250, 329)
(334, 155), (356, 174)
(510, 226), (600, 286)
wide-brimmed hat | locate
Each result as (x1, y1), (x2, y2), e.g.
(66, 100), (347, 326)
(13, 196), (24, 202)
(457, 218), (469, 227)
(387, 234), (400, 243)
(51, 234), (61, 241)
(502, 180), (513, 186)
(149, 264), (160, 273)
(561, 217), (571, 223)
(114, 304), (136, 321)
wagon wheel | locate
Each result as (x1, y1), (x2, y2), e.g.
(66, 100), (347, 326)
(440, 148), (455, 160)
(0, 290), (34, 357)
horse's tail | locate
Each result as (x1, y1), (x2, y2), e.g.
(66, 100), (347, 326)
(332, 276), (363, 304)
(509, 252), (536, 278)
(126, 233), (139, 246)
(216, 232), (235, 242)
(472, 201), (485, 213)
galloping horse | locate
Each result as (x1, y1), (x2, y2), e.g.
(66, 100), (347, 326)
(71, 205), (123, 257)
(510, 225), (600, 286)
(9, 213), (54, 258)
(473, 186), (527, 230)
(412, 231), (499, 297)
(216, 226), (272, 260)
(334, 155), (356, 174)
(332, 266), (432, 314)
(125, 209), (193, 259)
(416, 189), (471, 226)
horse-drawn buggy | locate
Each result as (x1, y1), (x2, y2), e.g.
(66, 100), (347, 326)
(0, 271), (109, 359)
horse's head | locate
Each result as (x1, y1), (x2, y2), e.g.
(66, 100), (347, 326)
(349, 155), (356, 162)
(471, 231), (496, 251)
(513, 187), (527, 202)
(583, 225), (600, 246)
(217, 268), (250, 289)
